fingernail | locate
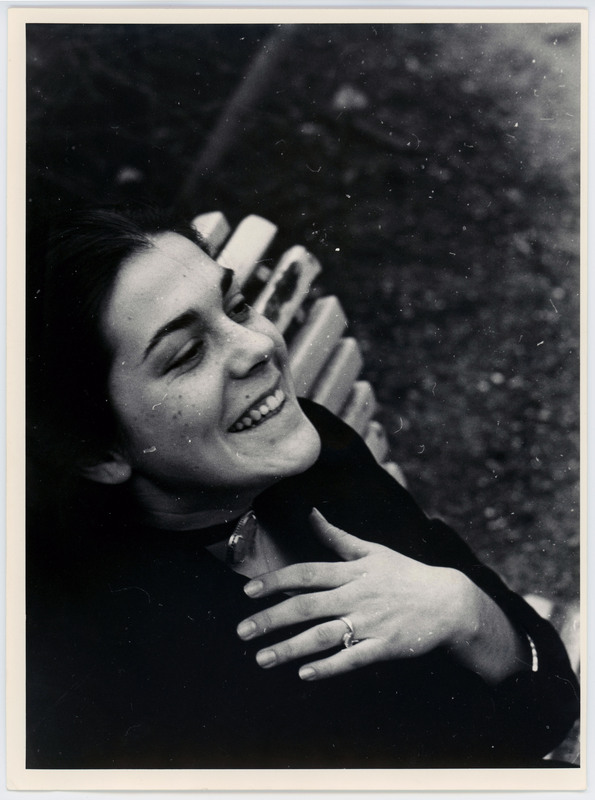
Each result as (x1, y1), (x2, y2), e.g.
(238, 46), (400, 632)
(244, 580), (263, 597)
(237, 620), (257, 639)
(309, 507), (328, 525)
(299, 666), (316, 681)
(256, 649), (276, 668)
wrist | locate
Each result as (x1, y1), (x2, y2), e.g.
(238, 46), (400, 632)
(441, 569), (482, 650)
(443, 572), (531, 684)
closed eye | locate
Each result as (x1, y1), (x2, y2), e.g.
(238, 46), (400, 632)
(166, 339), (204, 373)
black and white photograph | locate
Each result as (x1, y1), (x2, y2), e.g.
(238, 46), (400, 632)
(7, 5), (586, 792)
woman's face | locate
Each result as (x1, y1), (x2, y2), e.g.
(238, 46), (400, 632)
(101, 232), (321, 515)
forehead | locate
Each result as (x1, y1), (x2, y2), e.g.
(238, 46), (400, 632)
(102, 231), (223, 353)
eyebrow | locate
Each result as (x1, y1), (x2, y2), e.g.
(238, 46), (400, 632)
(142, 267), (236, 362)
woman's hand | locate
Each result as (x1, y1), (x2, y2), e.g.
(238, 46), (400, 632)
(237, 509), (530, 683)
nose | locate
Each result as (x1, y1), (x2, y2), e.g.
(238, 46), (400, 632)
(224, 321), (276, 378)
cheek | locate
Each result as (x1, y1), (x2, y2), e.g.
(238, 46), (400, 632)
(109, 357), (236, 463)
(159, 388), (222, 441)
(106, 381), (175, 450)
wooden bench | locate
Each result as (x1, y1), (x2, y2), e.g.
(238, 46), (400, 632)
(192, 211), (406, 486)
(192, 212), (581, 698)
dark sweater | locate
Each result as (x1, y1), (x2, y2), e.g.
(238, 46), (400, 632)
(26, 400), (579, 768)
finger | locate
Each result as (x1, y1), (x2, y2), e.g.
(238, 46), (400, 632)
(244, 560), (353, 599)
(298, 638), (382, 681)
(254, 618), (352, 669)
(237, 588), (342, 641)
(309, 507), (376, 561)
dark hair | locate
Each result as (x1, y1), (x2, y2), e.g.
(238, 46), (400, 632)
(29, 203), (207, 490)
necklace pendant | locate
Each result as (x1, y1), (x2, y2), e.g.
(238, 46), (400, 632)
(225, 510), (257, 566)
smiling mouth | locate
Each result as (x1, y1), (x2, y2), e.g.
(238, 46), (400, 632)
(229, 389), (286, 433)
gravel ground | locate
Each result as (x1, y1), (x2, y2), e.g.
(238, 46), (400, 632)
(27, 21), (580, 629)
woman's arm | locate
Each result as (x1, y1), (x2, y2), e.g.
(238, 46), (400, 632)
(246, 400), (579, 757)
(443, 568), (534, 684)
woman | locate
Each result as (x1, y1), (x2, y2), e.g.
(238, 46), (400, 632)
(27, 205), (579, 769)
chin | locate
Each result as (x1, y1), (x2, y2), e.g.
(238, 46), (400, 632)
(280, 432), (322, 478)
(256, 417), (321, 484)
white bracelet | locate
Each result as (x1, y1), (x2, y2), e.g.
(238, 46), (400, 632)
(526, 633), (539, 672)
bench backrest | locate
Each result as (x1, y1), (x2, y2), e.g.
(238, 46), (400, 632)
(192, 212), (406, 486)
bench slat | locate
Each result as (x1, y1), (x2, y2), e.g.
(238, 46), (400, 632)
(288, 296), (347, 396)
(310, 338), (363, 415)
(558, 605), (580, 676)
(339, 380), (377, 435)
(191, 211), (231, 256)
(364, 420), (390, 464)
(383, 461), (408, 487)
(216, 215), (278, 287)
(253, 245), (322, 333)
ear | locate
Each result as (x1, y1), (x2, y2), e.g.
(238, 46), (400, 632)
(79, 451), (132, 485)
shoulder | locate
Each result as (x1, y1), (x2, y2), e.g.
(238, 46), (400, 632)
(258, 399), (431, 552)
(297, 397), (382, 470)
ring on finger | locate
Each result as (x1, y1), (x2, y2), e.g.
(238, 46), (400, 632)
(338, 616), (361, 648)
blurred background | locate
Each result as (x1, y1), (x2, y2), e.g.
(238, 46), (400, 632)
(26, 23), (580, 636)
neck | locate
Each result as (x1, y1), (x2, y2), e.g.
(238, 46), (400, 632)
(129, 475), (258, 532)
(139, 506), (253, 531)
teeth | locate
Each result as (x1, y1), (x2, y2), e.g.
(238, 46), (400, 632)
(230, 389), (286, 432)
